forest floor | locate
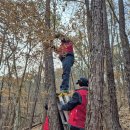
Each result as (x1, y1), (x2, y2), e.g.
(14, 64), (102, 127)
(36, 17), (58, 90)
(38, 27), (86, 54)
(119, 106), (130, 130)
(32, 106), (130, 130)
(31, 95), (130, 130)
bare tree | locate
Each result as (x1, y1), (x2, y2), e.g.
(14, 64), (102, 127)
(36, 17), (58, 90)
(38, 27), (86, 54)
(103, 0), (122, 130)
(85, 0), (104, 130)
(44, 0), (60, 130)
(28, 63), (42, 130)
(118, 0), (130, 111)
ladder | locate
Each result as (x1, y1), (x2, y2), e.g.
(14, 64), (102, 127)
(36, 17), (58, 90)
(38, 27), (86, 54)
(57, 93), (70, 130)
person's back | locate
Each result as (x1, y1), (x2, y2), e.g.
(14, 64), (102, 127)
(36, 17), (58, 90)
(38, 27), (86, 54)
(61, 77), (89, 130)
(68, 88), (88, 129)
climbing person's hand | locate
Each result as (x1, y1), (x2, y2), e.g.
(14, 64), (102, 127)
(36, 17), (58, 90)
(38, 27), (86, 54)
(51, 45), (56, 49)
(55, 33), (61, 38)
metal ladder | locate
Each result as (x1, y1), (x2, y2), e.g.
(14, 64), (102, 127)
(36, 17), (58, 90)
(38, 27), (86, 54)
(57, 93), (70, 130)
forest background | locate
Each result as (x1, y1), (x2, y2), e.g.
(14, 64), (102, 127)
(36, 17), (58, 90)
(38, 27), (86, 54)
(0, 0), (130, 130)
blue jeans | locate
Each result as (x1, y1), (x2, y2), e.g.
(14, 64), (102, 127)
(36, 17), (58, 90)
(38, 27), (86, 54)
(60, 55), (74, 90)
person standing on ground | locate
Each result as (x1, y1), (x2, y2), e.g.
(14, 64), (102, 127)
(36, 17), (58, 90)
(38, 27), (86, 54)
(61, 77), (89, 130)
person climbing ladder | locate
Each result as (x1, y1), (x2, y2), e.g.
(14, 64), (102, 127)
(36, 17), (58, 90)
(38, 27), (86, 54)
(53, 33), (74, 93)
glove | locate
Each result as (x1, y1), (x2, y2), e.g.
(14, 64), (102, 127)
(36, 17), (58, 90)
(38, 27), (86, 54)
(55, 33), (65, 39)
(61, 104), (67, 111)
(60, 101), (65, 110)
(51, 45), (56, 49)
(55, 33), (61, 38)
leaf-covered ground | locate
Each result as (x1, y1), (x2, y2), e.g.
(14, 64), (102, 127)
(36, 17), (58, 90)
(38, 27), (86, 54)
(119, 106), (130, 130)
(31, 96), (130, 130)
(32, 108), (130, 130)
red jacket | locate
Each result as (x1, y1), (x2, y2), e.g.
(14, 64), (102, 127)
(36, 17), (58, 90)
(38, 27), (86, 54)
(42, 116), (49, 130)
(58, 42), (73, 56)
(68, 89), (88, 128)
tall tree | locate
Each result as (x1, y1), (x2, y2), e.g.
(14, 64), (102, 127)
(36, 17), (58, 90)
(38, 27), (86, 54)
(118, 0), (130, 110)
(44, 0), (60, 130)
(85, 0), (104, 130)
(103, 0), (122, 130)
(28, 64), (42, 130)
(85, 0), (92, 44)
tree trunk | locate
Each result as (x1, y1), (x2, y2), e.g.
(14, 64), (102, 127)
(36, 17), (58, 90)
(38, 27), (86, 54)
(85, 0), (92, 44)
(13, 102), (20, 130)
(118, 0), (130, 111)
(44, 0), (60, 130)
(103, 1), (122, 130)
(29, 65), (42, 130)
(85, 0), (104, 130)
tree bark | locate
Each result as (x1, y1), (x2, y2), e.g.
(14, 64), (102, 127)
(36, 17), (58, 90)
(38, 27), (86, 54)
(29, 65), (42, 130)
(44, 0), (60, 130)
(85, 0), (92, 45)
(103, 1), (122, 130)
(118, 0), (130, 111)
(85, 0), (104, 130)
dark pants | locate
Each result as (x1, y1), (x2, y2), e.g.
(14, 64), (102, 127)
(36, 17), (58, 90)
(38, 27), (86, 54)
(60, 55), (74, 91)
(70, 125), (84, 130)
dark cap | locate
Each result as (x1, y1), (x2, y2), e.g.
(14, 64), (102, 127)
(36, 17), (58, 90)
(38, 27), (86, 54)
(76, 77), (89, 87)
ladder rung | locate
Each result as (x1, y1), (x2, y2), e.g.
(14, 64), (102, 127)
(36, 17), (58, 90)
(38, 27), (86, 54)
(62, 122), (68, 125)
(57, 94), (70, 130)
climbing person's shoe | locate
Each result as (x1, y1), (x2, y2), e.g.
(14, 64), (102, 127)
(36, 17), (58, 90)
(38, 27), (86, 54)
(60, 89), (69, 95)
(58, 89), (69, 97)
(61, 89), (69, 93)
